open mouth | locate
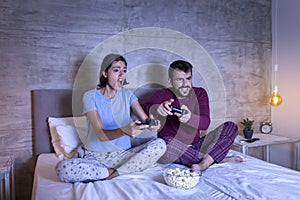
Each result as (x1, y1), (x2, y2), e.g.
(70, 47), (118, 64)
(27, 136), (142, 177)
(118, 78), (123, 85)
(180, 87), (190, 93)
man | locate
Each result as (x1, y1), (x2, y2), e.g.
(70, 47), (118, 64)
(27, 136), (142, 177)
(142, 60), (242, 171)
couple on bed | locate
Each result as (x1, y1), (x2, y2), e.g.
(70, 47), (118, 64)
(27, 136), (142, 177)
(56, 54), (242, 183)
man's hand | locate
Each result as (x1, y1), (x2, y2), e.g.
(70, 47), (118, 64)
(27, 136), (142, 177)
(157, 99), (174, 117)
(174, 105), (191, 123)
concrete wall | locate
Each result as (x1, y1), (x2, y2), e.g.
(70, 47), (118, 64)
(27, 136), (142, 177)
(0, 0), (271, 199)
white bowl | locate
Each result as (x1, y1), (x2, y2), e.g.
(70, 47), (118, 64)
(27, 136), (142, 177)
(163, 167), (201, 189)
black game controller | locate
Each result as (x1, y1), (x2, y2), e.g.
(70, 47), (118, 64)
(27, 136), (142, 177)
(169, 105), (187, 115)
(136, 118), (159, 126)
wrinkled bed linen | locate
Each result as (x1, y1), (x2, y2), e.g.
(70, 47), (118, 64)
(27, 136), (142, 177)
(32, 150), (300, 200)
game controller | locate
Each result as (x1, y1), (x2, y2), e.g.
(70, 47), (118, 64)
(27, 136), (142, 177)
(169, 105), (188, 115)
(135, 118), (159, 126)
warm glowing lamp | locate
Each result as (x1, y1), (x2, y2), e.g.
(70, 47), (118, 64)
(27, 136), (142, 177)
(269, 85), (282, 106)
(270, 0), (283, 107)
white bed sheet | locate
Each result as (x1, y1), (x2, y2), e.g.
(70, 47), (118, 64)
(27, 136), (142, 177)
(32, 150), (300, 200)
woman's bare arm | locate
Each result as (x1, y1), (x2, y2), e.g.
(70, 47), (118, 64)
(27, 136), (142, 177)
(86, 110), (147, 141)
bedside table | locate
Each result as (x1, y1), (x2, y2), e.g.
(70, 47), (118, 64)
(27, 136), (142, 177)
(0, 155), (15, 200)
(233, 134), (300, 170)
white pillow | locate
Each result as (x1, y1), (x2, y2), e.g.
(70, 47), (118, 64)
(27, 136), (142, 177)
(56, 125), (82, 156)
(48, 116), (88, 159)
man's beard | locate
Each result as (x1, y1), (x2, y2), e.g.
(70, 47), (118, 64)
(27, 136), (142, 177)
(174, 86), (191, 98)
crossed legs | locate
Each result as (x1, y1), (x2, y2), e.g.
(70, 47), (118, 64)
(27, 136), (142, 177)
(159, 121), (243, 171)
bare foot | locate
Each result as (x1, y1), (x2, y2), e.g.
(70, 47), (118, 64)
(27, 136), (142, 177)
(191, 154), (214, 172)
(221, 156), (243, 163)
(105, 169), (119, 180)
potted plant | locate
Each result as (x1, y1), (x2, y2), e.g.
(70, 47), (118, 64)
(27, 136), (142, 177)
(240, 118), (254, 139)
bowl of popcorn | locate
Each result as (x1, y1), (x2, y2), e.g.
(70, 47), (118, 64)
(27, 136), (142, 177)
(163, 167), (201, 189)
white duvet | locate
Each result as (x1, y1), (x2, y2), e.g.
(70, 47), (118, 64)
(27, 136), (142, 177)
(32, 150), (300, 200)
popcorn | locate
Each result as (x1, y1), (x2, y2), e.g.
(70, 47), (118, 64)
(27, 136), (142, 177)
(163, 167), (200, 189)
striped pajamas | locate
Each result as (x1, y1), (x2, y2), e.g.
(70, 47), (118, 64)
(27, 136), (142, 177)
(158, 121), (238, 167)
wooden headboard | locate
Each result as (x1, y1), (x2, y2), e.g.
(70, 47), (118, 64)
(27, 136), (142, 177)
(31, 85), (163, 156)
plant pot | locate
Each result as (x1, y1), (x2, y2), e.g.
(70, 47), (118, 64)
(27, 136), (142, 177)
(243, 130), (254, 139)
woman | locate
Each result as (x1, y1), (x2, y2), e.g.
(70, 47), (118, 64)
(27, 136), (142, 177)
(56, 54), (166, 182)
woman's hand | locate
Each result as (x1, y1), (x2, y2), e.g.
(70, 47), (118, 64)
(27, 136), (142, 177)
(123, 120), (148, 138)
(147, 114), (161, 132)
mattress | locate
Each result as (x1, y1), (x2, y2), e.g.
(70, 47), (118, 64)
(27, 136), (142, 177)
(32, 150), (300, 200)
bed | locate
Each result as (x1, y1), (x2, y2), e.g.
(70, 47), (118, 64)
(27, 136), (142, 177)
(31, 89), (300, 200)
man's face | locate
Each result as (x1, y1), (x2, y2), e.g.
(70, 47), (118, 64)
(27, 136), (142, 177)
(169, 69), (192, 98)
